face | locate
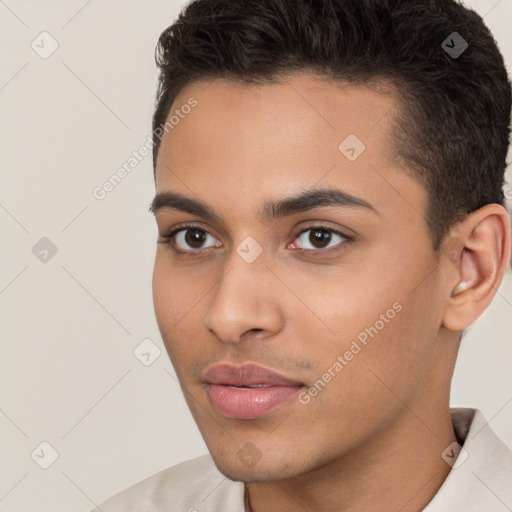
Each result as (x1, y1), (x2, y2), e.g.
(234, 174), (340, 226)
(151, 73), (449, 482)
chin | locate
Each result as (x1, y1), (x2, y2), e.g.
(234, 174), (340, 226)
(209, 449), (308, 483)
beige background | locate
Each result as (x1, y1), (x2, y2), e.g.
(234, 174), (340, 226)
(1, 0), (511, 510)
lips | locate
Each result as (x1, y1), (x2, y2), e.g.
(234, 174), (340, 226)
(204, 363), (305, 419)
(204, 363), (303, 387)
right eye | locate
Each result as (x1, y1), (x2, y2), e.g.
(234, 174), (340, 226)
(158, 225), (222, 256)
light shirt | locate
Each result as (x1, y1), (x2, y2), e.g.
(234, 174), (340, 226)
(90, 408), (512, 511)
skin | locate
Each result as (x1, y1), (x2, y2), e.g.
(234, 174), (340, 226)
(150, 72), (511, 512)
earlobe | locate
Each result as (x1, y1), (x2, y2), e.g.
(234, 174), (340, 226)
(442, 204), (511, 332)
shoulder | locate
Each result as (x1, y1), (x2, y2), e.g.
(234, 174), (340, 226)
(423, 408), (512, 511)
(89, 454), (245, 512)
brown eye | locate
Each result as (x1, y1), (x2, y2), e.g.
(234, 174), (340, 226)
(292, 226), (350, 253)
(184, 228), (209, 249)
(308, 228), (333, 248)
(167, 226), (222, 253)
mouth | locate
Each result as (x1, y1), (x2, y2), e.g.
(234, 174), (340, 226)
(203, 363), (305, 419)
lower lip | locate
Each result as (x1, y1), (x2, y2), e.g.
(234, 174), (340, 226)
(207, 383), (303, 419)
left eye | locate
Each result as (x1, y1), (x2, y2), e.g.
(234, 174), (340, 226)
(290, 227), (349, 251)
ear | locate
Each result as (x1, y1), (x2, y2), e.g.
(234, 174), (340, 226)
(441, 204), (511, 331)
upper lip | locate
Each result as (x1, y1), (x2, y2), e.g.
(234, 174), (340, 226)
(203, 363), (303, 387)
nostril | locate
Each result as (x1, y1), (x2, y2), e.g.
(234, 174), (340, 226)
(240, 328), (263, 339)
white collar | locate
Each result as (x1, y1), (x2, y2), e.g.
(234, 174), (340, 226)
(422, 407), (512, 510)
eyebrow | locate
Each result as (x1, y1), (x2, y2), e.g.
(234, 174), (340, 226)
(148, 186), (378, 222)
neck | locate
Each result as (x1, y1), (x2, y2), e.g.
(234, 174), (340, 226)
(245, 401), (457, 512)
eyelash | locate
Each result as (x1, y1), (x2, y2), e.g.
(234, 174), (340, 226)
(157, 223), (353, 258)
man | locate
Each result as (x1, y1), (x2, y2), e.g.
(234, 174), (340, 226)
(92, 0), (512, 510)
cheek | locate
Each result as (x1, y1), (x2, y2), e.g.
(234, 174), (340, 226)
(152, 258), (173, 329)
(152, 255), (198, 326)
(301, 273), (397, 350)
(152, 259), (186, 355)
(152, 258), (209, 367)
(300, 265), (432, 393)
(297, 302), (429, 442)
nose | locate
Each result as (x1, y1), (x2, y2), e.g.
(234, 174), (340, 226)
(202, 251), (284, 344)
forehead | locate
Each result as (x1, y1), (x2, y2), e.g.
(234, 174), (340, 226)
(154, 73), (425, 222)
